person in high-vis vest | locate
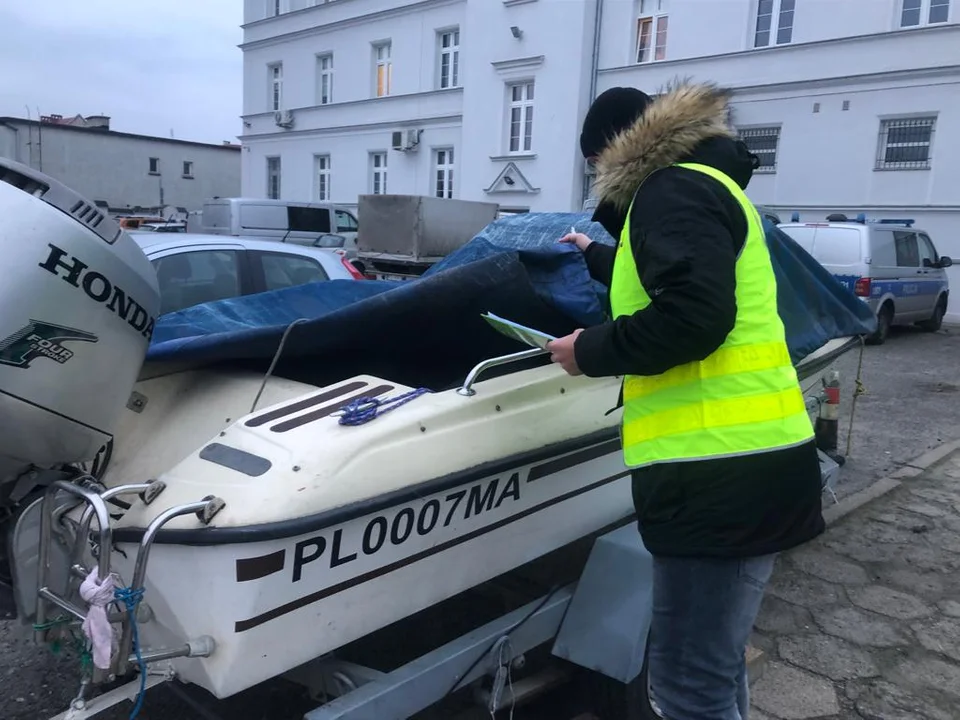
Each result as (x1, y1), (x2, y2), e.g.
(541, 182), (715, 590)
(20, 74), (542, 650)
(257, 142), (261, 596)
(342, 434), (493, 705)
(546, 82), (825, 720)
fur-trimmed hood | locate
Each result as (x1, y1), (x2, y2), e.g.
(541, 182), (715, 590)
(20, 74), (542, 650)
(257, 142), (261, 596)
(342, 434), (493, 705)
(591, 81), (738, 212)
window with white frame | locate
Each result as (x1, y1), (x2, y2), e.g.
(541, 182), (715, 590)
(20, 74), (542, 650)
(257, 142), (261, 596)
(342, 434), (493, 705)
(315, 155), (331, 201)
(317, 54), (333, 105)
(182, 161), (194, 178)
(900, 0), (951, 26)
(434, 148), (455, 199)
(267, 0), (283, 18)
(737, 126), (781, 172)
(370, 152), (388, 194)
(374, 42), (392, 97)
(636, 0), (668, 64)
(507, 81), (534, 154)
(437, 29), (460, 89)
(266, 157), (281, 199)
(876, 117), (936, 170)
(148, 157), (159, 174)
(754, 0), (795, 47)
(268, 63), (283, 111)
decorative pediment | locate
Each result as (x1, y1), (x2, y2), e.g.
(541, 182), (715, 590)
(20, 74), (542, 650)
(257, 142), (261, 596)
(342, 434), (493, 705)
(491, 55), (545, 73)
(484, 162), (540, 195)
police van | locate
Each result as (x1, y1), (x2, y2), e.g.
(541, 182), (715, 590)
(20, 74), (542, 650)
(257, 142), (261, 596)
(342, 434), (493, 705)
(779, 214), (952, 345)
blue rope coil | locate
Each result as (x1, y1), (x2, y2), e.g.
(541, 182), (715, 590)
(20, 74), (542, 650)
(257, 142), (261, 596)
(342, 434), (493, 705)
(114, 586), (147, 720)
(338, 388), (431, 426)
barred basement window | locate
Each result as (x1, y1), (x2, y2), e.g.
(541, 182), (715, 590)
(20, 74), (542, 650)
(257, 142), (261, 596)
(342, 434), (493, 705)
(876, 117), (935, 170)
(738, 126), (780, 172)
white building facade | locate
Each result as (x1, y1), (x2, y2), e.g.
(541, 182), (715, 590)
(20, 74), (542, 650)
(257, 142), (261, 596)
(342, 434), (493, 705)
(240, 0), (959, 308)
(594, 0), (959, 316)
(240, 0), (599, 214)
(0, 115), (241, 216)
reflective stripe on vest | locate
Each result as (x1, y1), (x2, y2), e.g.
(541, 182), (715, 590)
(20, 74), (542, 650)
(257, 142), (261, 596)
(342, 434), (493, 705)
(608, 161), (814, 467)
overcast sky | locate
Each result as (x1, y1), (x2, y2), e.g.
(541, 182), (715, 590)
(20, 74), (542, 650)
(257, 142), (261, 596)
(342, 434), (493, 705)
(0, 0), (242, 145)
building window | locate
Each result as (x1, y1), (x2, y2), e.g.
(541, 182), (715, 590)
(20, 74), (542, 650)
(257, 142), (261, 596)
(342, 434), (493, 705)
(636, 0), (668, 63)
(754, 0), (795, 47)
(316, 155), (331, 201)
(374, 42), (392, 97)
(267, 157), (281, 199)
(317, 54), (333, 105)
(182, 161), (194, 178)
(268, 63), (283, 111)
(438, 29), (460, 89)
(507, 81), (534, 154)
(900, 0), (951, 26)
(267, 0), (283, 17)
(434, 148), (455, 199)
(148, 157), (160, 174)
(737, 126), (781, 172)
(876, 117), (936, 170)
(370, 152), (387, 194)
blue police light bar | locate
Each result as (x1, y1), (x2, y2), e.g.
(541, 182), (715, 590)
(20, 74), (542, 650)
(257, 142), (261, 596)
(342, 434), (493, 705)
(848, 213), (915, 227)
(876, 218), (916, 227)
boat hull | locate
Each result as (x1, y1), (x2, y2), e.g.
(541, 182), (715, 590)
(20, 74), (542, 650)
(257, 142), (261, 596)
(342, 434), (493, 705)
(111, 436), (632, 698)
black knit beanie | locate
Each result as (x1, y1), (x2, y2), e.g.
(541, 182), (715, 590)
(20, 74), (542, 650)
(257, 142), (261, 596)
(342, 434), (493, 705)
(580, 87), (653, 159)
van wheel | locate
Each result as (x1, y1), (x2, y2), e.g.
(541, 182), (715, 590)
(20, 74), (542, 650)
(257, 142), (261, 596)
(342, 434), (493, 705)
(918, 297), (946, 333)
(867, 304), (893, 345)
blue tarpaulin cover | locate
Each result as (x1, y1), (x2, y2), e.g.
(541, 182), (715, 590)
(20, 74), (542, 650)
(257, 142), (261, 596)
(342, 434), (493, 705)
(144, 212), (876, 390)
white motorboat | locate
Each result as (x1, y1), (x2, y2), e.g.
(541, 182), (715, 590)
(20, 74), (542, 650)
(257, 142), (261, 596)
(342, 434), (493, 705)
(0, 158), (869, 717)
(16, 335), (857, 700)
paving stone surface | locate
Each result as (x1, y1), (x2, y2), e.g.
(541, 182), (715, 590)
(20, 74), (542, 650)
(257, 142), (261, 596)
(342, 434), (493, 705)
(751, 448), (960, 719)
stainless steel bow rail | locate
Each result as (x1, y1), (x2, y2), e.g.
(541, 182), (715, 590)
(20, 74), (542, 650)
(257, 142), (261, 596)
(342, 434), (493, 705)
(457, 348), (548, 397)
(33, 478), (224, 706)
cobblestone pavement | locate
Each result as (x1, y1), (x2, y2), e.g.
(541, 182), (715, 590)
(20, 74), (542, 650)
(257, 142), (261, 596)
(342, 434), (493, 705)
(749, 447), (960, 720)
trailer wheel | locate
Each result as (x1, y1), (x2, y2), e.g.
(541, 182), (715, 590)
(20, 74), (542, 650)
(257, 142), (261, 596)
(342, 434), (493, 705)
(582, 643), (661, 720)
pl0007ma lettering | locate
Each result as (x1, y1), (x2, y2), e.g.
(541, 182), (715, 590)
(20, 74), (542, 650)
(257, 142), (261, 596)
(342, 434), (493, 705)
(291, 473), (523, 583)
(37, 244), (156, 341)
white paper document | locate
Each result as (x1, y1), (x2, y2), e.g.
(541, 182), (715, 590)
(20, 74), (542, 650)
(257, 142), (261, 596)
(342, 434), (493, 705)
(481, 312), (557, 350)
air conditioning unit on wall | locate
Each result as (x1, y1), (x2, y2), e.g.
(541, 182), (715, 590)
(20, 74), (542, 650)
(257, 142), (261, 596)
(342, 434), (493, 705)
(391, 129), (421, 152)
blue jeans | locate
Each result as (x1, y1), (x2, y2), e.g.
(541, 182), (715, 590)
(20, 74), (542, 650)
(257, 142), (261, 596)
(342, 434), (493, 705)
(647, 553), (778, 720)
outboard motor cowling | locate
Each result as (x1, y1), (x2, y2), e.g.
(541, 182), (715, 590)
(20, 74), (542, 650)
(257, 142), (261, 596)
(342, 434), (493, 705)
(0, 159), (160, 477)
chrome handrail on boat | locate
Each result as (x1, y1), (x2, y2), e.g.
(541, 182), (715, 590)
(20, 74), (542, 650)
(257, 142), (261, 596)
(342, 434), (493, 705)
(456, 336), (862, 397)
(457, 348), (548, 397)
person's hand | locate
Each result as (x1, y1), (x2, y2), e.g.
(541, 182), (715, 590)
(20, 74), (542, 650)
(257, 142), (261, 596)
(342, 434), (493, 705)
(559, 232), (593, 252)
(546, 329), (584, 376)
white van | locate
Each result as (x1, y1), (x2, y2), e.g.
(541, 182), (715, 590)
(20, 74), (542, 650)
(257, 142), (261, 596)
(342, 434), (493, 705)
(200, 198), (360, 260)
(779, 214), (952, 344)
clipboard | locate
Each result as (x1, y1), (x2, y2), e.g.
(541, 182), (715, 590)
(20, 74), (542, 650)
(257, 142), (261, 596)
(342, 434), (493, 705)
(481, 312), (556, 350)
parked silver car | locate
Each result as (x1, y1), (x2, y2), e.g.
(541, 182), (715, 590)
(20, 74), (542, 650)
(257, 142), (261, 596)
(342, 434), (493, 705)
(129, 231), (364, 316)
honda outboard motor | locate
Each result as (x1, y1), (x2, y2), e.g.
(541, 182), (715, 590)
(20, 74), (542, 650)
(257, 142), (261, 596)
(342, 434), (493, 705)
(0, 159), (160, 481)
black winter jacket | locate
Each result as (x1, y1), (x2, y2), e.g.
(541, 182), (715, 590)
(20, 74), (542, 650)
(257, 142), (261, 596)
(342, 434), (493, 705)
(573, 83), (825, 559)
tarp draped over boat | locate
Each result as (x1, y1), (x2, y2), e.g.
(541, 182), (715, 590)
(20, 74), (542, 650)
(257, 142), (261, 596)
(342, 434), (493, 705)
(144, 212), (876, 390)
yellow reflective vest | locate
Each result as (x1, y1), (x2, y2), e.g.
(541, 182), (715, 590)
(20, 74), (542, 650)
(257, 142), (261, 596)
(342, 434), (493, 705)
(609, 162), (814, 468)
